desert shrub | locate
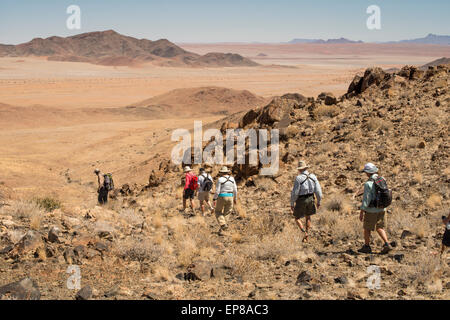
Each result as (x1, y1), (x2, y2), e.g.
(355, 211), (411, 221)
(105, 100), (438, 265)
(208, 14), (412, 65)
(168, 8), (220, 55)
(116, 238), (165, 265)
(248, 224), (301, 261)
(401, 251), (441, 285)
(8, 200), (43, 219)
(410, 217), (431, 239)
(220, 250), (259, 278)
(387, 209), (414, 236)
(245, 213), (285, 240)
(176, 236), (199, 267)
(324, 194), (352, 214)
(119, 208), (144, 227)
(318, 210), (360, 241)
(34, 197), (61, 212)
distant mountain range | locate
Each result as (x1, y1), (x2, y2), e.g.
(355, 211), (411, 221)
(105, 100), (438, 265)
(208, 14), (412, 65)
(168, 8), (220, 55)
(0, 30), (259, 67)
(386, 34), (450, 45)
(288, 34), (450, 45)
(289, 37), (363, 44)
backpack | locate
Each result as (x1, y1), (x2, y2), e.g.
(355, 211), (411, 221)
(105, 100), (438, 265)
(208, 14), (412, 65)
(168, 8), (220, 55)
(201, 174), (213, 192)
(188, 174), (199, 191)
(103, 173), (114, 191)
(370, 176), (392, 209)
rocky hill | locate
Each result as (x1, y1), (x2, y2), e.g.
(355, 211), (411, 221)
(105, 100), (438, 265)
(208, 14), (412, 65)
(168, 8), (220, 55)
(0, 30), (258, 67)
(132, 87), (267, 118)
(421, 57), (450, 70)
(0, 65), (448, 300)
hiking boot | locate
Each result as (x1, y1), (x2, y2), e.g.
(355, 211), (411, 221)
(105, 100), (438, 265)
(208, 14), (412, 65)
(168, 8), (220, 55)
(380, 243), (392, 255)
(358, 245), (372, 254)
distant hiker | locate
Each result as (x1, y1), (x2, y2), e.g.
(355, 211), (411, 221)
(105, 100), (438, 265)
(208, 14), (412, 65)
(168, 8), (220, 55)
(290, 161), (323, 243)
(441, 212), (450, 257)
(183, 166), (198, 215)
(198, 167), (214, 216)
(213, 166), (237, 235)
(358, 163), (393, 254)
(95, 169), (114, 205)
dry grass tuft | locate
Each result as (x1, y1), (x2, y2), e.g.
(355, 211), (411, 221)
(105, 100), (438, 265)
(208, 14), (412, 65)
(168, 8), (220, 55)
(425, 193), (442, 209)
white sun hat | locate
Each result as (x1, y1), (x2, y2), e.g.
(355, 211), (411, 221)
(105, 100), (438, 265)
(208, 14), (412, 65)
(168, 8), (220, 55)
(184, 166), (193, 172)
(362, 163), (379, 174)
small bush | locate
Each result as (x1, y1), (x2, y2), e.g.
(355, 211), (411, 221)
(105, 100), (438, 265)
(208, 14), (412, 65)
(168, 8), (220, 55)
(34, 197), (61, 212)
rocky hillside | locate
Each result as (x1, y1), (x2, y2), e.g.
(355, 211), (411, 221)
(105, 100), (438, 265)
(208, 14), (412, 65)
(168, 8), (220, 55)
(0, 65), (448, 300)
(0, 30), (258, 67)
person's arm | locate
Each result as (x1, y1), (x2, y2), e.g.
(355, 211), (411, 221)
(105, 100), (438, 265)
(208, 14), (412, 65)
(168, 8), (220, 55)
(290, 177), (299, 210)
(198, 175), (203, 191)
(97, 173), (102, 190)
(360, 183), (372, 212)
(232, 178), (238, 203)
(213, 178), (221, 201)
(314, 177), (323, 208)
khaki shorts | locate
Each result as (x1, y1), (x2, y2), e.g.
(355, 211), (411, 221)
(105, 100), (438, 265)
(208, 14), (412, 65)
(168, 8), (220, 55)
(198, 191), (210, 202)
(363, 211), (386, 231)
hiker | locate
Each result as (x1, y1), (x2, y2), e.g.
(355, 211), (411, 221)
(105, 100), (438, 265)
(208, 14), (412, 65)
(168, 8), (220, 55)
(95, 169), (114, 205)
(183, 166), (198, 215)
(213, 166), (237, 235)
(198, 167), (214, 216)
(358, 163), (392, 254)
(290, 161), (323, 243)
(441, 212), (450, 257)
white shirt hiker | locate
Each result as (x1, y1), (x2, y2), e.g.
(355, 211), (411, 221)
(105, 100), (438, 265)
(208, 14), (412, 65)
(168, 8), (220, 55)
(213, 175), (238, 200)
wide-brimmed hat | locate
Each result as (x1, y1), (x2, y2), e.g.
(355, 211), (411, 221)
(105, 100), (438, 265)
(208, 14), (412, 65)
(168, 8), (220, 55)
(219, 166), (230, 174)
(297, 161), (309, 170)
(184, 166), (193, 173)
(362, 163), (378, 174)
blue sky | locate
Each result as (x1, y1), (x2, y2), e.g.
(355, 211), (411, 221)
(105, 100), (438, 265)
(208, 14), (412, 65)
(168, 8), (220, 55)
(0, 0), (449, 44)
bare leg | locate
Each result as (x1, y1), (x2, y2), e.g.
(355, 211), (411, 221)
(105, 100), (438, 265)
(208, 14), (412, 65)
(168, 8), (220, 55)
(364, 229), (371, 246)
(199, 200), (205, 215)
(295, 218), (305, 233)
(441, 245), (446, 257)
(303, 216), (312, 242)
(183, 197), (187, 211)
(376, 228), (389, 243)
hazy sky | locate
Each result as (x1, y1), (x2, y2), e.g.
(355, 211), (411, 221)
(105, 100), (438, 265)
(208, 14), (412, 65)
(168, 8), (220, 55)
(0, 0), (449, 44)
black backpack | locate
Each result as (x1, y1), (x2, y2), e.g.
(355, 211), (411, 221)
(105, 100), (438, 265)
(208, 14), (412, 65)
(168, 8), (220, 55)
(201, 174), (213, 192)
(103, 173), (115, 191)
(370, 176), (392, 209)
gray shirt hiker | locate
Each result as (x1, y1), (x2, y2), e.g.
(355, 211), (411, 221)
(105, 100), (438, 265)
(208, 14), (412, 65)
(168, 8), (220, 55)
(290, 171), (323, 207)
